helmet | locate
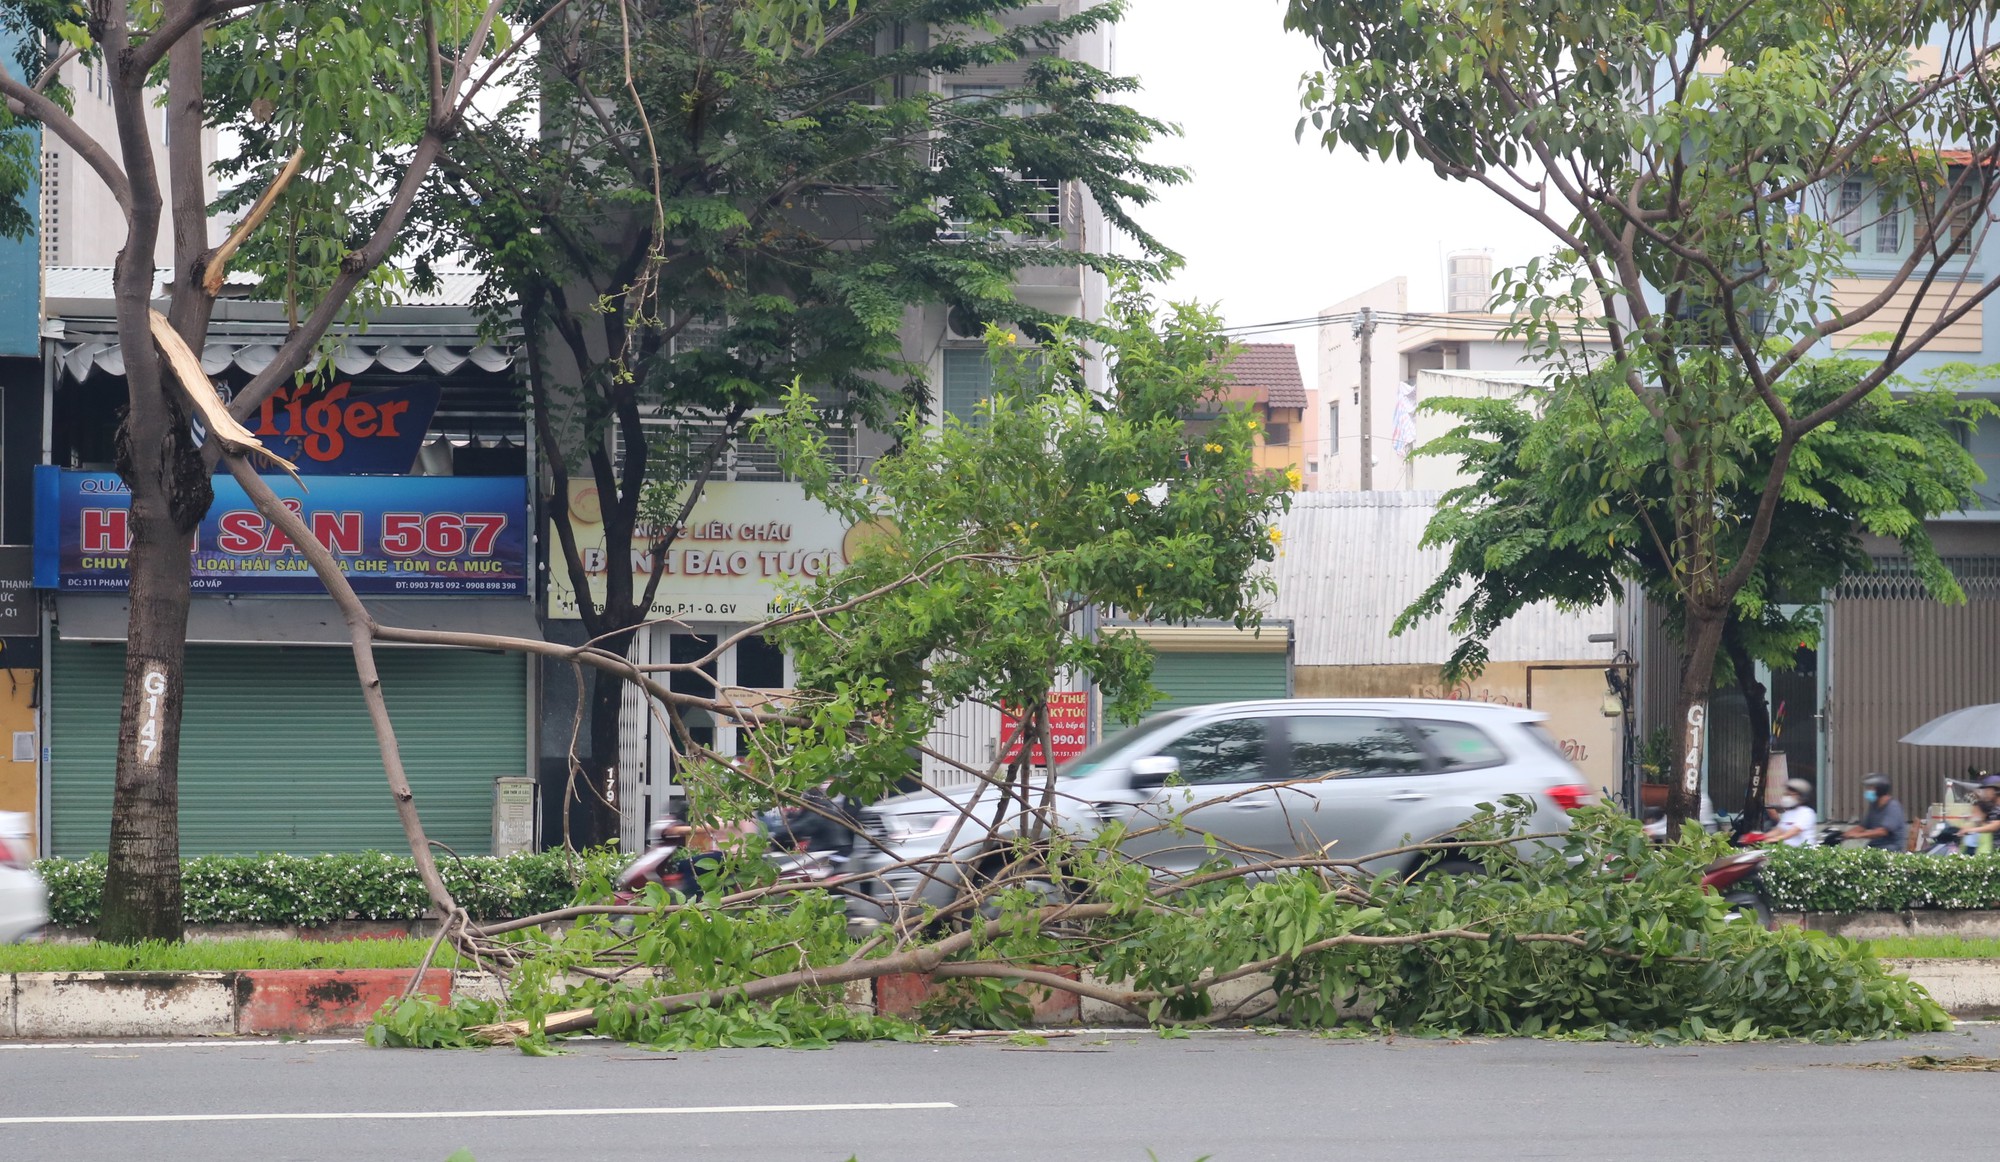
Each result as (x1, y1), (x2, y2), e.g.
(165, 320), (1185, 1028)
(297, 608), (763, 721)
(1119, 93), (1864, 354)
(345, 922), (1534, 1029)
(1861, 773), (1893, 792)
(1981, 774), (2000, 789)
(1784, 778), (1813, 798)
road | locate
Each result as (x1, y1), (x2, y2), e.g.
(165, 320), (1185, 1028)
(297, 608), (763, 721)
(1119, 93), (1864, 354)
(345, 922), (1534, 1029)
(2, 1024), (1996, 1161)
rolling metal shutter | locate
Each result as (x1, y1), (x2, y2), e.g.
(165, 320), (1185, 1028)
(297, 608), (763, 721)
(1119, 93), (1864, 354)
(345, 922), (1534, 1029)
(51, 640), (525, 857)
(1146, 651), (1292, 714)
(1129, 625), (1293, 715)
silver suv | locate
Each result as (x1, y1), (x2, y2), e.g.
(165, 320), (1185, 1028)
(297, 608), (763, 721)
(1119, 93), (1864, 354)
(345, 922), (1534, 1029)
(850, 698), (1593, 918)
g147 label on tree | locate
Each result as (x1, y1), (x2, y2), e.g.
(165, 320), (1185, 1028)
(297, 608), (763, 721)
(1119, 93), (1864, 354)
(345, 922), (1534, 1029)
(135, 664), (167, 768)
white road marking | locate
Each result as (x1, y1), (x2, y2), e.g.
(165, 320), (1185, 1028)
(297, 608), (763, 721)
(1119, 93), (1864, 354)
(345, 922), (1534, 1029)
(0, 1038), (361, 1051)
(0, 1101), (957, 1125)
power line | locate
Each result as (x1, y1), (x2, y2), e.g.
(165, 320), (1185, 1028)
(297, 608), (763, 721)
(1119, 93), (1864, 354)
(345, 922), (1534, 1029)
(1220, 309), (1541, 341)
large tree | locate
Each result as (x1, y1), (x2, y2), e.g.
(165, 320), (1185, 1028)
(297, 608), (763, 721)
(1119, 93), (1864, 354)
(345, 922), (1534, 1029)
(1290, 0), (2000, 832)
(1396, 361), (1991, 820)
(0, 0), (536, 938)
(384, 0), (1182, 845)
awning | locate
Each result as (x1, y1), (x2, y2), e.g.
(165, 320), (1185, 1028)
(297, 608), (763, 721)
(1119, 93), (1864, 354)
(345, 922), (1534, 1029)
(55, 595), (543, 647)
(1116, 623), (1292, 653)
(57, 339), (513, 383)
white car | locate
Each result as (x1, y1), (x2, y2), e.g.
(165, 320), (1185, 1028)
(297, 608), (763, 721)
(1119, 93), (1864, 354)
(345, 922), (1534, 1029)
(850, 699), (1595, 918)
(0, 812), (47, 943)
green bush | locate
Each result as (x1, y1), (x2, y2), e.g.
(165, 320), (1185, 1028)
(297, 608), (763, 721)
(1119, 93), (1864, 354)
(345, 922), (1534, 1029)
(33, 849), (622, 928)
(1762, 846), (2000, 912)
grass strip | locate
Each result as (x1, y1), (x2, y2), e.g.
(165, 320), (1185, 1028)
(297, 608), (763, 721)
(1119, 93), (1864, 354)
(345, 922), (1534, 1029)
(1864, 935), (2000, 960)
(0, 937), (473, 973)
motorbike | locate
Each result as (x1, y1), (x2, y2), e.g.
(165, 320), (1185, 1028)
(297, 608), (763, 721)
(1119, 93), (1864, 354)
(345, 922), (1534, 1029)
(613, 810), (858, 906)
(1700, 842), (1773, 928)
(611, 815), (706, 904)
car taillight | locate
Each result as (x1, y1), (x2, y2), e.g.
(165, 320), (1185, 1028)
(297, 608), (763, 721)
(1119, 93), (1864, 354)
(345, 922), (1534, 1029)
(1545, 784), (1594, 812)
(0, 836), (28, 868)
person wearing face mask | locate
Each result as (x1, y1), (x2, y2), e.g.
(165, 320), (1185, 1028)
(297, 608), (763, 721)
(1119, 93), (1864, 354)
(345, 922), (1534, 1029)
(1958, 775), (2000, 853)
(1764, 778), (1819, 847)
(1842, 773), (1908, 851)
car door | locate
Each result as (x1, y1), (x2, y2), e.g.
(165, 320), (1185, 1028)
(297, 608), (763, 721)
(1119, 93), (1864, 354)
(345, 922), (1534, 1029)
(1117, 715), (1284, 873)
(1270, 714), (1434, 864)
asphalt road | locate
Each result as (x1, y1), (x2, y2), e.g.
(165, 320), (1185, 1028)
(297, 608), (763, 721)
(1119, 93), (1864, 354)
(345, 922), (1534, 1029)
(2, 1024), (1997, 1161)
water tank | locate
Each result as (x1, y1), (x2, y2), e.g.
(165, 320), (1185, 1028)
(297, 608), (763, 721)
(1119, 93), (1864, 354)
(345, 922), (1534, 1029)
(1446, 250), (1494, 314)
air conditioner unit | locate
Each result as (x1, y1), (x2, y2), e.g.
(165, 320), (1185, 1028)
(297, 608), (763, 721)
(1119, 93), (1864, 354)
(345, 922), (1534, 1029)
(946, 304), (986, 340)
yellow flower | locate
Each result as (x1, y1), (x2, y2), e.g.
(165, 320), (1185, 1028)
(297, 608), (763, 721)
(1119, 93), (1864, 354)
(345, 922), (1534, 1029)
(1203, 442), (1223, 454)
(1285, 467), (1303, 490)
(1002, 332), (1019, 344)
(1125, 491), (1140, 504)
(1135, 585), (1145, 598)
(1267, 526), (1284, 545)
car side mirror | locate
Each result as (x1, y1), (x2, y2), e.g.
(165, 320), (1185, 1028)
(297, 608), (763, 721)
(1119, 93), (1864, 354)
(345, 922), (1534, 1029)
(1129, 755), (1181, 791)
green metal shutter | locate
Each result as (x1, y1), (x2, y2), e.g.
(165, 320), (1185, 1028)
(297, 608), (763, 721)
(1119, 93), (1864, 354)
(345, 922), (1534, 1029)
(1147, 650), (1291, 715)
(52, 641), (525, 857)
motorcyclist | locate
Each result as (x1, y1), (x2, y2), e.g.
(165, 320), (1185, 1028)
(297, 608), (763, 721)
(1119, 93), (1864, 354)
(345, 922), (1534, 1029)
(1959, 774), (2000, 853)
(1763, 778), (1819, 847)
(1842, 773), (1909, 851)
(771, 783), (861, 854)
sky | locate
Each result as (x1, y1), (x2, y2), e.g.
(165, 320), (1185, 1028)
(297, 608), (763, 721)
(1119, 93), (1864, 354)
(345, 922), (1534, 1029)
(1112, 1), (1554, 372)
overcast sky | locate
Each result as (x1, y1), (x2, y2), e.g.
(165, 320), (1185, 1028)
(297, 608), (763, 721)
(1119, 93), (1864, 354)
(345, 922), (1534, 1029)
(1113, 1), (1553, 367)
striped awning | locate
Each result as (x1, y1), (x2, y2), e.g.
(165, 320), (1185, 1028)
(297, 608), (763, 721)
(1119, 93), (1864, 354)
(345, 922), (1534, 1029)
(57, 338), (514, 383)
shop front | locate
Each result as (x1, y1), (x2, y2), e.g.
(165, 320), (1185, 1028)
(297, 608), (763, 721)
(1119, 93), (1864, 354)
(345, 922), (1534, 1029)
(547, 479), (862, 848)
(33, 302), (538, 857)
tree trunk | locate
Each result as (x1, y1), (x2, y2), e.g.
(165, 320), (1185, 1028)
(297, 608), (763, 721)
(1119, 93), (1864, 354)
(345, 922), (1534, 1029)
(98, 429), (210, 942)
(578, 656), (630, 848)
(1666, 606), (1726, 841)
(1722, 625), (1772, 838)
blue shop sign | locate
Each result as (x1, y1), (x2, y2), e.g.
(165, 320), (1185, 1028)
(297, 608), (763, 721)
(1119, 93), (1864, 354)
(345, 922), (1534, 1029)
(33, 468), (529, 596)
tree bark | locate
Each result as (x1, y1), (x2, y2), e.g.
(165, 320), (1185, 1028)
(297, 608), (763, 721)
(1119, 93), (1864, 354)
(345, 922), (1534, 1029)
(1665, 605), (1726, 841)
(577, 628), (637, 848)
(97, 6), (213, 943)
(1722, 623), (1773, 837)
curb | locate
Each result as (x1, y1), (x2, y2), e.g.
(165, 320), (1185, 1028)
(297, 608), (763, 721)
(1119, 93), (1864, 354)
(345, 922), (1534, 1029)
(1, 969), (454, 1038)
(4, 958), (1996, 1039)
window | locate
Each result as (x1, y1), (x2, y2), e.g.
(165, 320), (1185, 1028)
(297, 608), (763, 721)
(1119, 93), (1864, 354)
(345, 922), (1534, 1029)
(941, 348), (993, 424)
(1328, 402), (1339, 455)
(1943, 175), (1984, 255)
(1408, 720), (1507, 771)
(1283, 716), (1428, 778)
(1156, 718), (1272, 785)
(734, 636), (785, 689)
(1264, 422), (1291, 448)
(1835, 168), (1986, 263)
(1874, 206), (1904, 255)
(1837, 179), (1865, 246)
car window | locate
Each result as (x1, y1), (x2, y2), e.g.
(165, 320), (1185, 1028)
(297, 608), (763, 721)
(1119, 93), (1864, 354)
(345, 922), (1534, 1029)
(1058, 715), (1183, 779)
(1408, 719), (1508, 771)
(1284, 716), (1428, 778)
(1154, 717), (1272, 785)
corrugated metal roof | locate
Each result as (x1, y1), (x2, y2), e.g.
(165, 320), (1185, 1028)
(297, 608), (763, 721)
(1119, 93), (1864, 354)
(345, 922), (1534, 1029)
(1219, 343), (1307, 408)
(1271, 490), (1615, 666)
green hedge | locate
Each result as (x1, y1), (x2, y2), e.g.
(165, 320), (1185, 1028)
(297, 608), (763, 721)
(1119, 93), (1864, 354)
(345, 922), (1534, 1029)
(33, 850), (622, 928)
(1763, 846), (2000, 912)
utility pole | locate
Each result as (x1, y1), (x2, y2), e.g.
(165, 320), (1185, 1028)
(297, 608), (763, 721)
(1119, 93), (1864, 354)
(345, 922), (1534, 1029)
(1352, 308), (1377, 491)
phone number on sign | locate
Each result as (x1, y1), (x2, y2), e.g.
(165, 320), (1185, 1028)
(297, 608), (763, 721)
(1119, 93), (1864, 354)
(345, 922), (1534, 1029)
(392, 579), (522, 592)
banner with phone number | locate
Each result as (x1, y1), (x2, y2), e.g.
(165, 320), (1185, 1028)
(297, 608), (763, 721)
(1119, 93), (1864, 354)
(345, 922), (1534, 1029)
(33, 468), (529, 595)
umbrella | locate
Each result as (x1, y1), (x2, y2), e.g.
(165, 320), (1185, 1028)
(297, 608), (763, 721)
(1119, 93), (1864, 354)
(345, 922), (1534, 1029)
(1900, 704), (2000, 747)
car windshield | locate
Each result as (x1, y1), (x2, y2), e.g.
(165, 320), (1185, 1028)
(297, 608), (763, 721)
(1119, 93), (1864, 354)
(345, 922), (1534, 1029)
(1057, 715), (1185, 779)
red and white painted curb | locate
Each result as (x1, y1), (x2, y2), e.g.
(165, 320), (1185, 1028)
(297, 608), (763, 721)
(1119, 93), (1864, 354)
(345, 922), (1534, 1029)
(0, 969), (458, 1039)
(0, 958), (1991, 1039)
